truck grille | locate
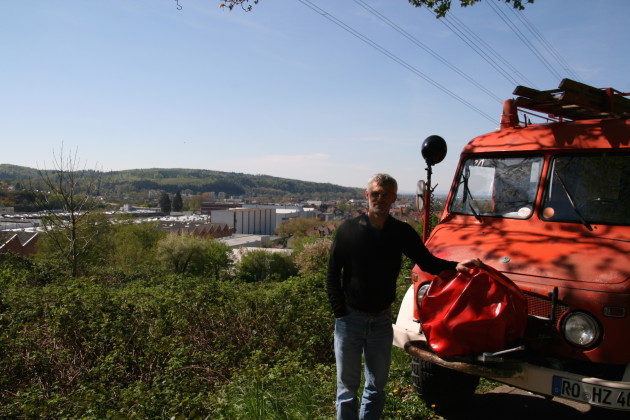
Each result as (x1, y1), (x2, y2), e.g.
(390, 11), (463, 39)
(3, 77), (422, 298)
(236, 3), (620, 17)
(525, 292), (569, 320)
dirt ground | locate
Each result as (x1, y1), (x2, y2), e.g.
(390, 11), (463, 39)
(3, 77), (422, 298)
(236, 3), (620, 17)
(434, 385), (629, 420)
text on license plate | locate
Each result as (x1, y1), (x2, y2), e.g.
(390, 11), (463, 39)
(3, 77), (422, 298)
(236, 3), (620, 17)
(552, 376), (630, 410)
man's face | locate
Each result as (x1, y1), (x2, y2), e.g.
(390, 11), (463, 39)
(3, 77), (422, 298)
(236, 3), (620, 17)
(366, 182), (397, 217)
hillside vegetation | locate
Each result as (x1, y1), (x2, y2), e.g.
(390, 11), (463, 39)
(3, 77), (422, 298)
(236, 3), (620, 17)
(0, 164), (362, 201)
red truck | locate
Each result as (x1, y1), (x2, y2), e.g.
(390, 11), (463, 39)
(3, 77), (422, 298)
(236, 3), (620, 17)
(393, 79), (630, 412)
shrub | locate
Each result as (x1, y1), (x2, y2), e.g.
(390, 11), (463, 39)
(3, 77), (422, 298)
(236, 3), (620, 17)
(34, 212), (114, 277)
(236, 249), (297, 283)
(155, 234), (232, 277)
(0, 251), (63, 285)
(293, 238), (332, 275)
(108, 219), (165, 271)
(0, 269), (335, 418)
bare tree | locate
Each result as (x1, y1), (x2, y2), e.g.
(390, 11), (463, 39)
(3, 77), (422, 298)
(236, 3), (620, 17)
(31, 146), (104, 277)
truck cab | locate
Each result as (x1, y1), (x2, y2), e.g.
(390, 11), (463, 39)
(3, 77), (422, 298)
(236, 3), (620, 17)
(393, 79), (630, 412)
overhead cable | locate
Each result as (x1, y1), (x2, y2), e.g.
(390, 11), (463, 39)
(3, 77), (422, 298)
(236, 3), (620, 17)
(486, 0), (563, 81)
(423, 9), (524, 87)
(297, 0), (497, 124)
(439, 10), (536, 87)
(508, 6), (583, 82)
(353, 0), (503, 104)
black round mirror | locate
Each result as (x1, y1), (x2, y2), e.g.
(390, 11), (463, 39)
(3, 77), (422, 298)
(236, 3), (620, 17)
(421, 135), (447, 165)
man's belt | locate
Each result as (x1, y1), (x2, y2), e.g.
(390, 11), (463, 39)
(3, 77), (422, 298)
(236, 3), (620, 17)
(349, 305), (391, 317)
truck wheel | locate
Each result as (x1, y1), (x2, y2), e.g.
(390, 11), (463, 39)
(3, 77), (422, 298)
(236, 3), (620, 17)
(410, 357), (479, 407)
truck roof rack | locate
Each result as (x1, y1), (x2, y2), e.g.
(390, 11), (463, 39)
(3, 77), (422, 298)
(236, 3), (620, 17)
(512, 78), (630, 122)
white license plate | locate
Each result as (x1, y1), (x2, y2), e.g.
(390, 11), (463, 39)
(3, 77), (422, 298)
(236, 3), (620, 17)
(552, 376), (630, 410)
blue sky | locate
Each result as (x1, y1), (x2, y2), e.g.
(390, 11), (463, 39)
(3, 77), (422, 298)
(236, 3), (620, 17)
(2, 0), (629, 194)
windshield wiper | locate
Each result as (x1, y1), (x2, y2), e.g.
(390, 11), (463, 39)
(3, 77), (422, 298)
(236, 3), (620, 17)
(554, 169), (593, 231)
(463, 171), (483, 222)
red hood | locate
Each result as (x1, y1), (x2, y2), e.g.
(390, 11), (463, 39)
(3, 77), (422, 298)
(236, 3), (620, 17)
(427, 220), (630, 291)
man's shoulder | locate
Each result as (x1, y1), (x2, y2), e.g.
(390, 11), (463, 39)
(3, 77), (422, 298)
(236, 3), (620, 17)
(385, 215), (412, 228)
(340, 214), (365, 225)
(384, 215), (418, 236)
(337, 214), (366, 233)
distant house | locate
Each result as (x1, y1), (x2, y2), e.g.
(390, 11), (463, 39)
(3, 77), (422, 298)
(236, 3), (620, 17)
(390, 208), (403, 218)
(0, 232), (39, 256)
(305, 224), (336, 238)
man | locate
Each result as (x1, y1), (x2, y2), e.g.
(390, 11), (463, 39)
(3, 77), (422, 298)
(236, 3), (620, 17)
(326, 173), (482, 420)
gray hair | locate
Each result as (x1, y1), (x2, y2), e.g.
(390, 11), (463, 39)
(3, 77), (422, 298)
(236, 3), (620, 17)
(368, 173), (398, 191)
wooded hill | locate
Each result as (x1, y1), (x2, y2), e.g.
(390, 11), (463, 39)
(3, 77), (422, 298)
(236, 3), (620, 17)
(0, 164), (363, 201)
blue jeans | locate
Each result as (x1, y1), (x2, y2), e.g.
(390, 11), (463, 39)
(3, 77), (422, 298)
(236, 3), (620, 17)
(334, 307), (393, 420)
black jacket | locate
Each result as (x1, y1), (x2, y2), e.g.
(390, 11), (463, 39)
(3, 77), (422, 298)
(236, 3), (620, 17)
(326, 214), (457, 318)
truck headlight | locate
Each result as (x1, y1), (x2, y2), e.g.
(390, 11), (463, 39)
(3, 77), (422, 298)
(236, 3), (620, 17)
(416, 283), (431, 309)
(561, 312), (601, 348)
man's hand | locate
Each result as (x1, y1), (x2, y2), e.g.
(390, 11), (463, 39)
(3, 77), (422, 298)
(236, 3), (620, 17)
(455, 258), (485, 273)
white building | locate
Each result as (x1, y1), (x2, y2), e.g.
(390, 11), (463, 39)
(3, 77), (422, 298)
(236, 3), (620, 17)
(242, 204), (316, 227)
(211, 207), (276, 235)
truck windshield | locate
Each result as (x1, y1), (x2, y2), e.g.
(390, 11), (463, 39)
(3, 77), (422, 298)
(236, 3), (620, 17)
(541, 153), (630, 226)
(450, 156), (543, 219)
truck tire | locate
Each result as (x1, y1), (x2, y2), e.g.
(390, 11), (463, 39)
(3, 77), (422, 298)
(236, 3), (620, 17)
(410, 357), (479, 407)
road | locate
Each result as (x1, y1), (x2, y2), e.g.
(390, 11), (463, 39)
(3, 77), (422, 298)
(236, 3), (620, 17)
(435, 385), (629, 420)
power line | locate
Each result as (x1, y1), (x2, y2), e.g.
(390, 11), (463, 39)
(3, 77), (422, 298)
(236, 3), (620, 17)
(439, 10), (536, 87)
(423, 8), (525, 87)
(296, 0), (497, 124)
(353, 0), (503, 104)
(486, 0), (563, 82)
(508, 6), (582, 82)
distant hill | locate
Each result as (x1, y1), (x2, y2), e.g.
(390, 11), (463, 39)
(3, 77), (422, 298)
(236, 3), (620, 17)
(0, 164), (362, 201)
(0, 164), (39, 181)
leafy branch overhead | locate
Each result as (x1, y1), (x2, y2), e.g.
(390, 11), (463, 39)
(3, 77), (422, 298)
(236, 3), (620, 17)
(406, 0), (533, 18)
(215, 0), (534, 17)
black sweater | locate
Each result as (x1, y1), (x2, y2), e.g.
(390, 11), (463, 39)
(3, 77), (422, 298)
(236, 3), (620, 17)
(326, 214), (457, 318)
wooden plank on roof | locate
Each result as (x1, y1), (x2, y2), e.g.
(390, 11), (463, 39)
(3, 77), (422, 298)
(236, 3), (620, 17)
(560, 91), (609, 112)
(513, 96), (553, 112)
(513, 79), (630, 120)
(513, 85), (558, 102)
(610, 96), (630, 116)
(559, 78), (630, 116)
(559, 78), (607, 101)
(513, 96), (607, 120)
(513, 97), (565, 118)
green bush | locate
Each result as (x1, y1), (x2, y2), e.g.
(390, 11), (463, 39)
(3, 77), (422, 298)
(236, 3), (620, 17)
(0, 251), (63, 285)
(34, 213), (115, 277)
(155, 234), (232, 278)
(236, 249), (297, 283)
(293, 238), (332, 275)
(0, 248), (466, 419)
(108, 218), (165, 271)
(0, 268), (334, 418)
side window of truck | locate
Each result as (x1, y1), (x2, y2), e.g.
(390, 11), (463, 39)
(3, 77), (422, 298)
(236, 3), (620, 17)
(450, 156), (543, 219)
(541, 153), (630, 226)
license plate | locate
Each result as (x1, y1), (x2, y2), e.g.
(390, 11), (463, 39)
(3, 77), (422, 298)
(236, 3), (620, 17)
(552, 376), (630, 410)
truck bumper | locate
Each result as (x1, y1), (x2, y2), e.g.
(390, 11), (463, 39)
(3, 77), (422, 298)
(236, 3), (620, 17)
(397, 332), (630, 411)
